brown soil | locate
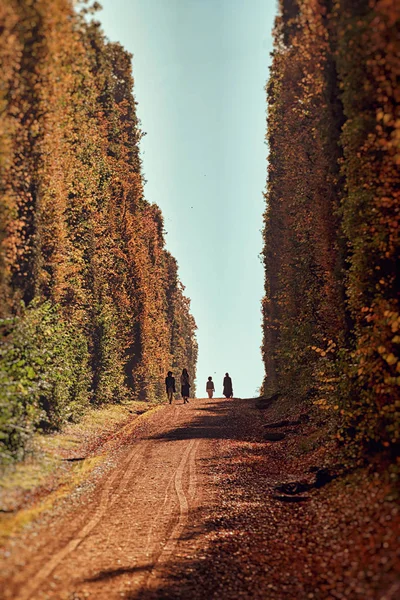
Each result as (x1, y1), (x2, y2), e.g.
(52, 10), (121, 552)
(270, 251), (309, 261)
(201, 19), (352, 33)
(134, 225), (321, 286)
(0, 397), (398, 600)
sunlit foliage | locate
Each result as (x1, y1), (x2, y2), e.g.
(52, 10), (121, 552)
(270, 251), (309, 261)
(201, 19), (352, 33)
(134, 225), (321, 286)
(262, 0), (399, 455)
(0, 0), (197, 461)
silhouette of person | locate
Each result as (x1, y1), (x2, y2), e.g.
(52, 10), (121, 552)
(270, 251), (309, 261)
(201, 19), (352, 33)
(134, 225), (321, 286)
(165, 371), (176, 404)
(223, 373), (233, 399)
(206, 376), (215, 399)
(181, 368), (190, 404)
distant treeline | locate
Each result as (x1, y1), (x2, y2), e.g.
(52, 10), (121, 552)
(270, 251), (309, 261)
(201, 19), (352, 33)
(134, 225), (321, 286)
(262, 0), (399, 454)
(0, 0), (197, 461)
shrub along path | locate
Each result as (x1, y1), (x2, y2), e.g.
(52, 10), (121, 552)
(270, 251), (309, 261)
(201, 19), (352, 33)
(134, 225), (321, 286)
(1, 397), (398, 599)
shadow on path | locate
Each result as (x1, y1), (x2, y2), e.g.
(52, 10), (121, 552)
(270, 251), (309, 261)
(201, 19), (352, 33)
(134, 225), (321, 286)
(83, 565), (151, 583)
(126, 398), (288, 600)
(147, 398), (257, 443)
(126, 398), (398, 600)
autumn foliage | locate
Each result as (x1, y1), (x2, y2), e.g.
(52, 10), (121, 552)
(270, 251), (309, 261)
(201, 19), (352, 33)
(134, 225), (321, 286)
(0, 0), (197, 461)
(262, 0), (399, 455)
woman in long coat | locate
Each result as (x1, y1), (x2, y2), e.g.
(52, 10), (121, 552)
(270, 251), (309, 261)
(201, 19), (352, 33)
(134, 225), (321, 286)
(223, 373), (233, 399)
(181, 368), (190, 404)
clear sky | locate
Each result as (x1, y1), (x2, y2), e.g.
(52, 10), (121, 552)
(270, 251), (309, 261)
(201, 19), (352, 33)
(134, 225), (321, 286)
(97, 0), (276, 398)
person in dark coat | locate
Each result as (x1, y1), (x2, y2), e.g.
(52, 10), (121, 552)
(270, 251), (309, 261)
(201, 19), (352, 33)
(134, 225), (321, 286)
(181, 368), (190, 404)
(165, 371), (176, 404)
(223, 373), (233, 398)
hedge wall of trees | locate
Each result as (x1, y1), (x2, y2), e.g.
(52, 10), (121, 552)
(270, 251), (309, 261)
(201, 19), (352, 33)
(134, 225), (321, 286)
(0, 0), (197, 462)
(262, 0), (399, 455)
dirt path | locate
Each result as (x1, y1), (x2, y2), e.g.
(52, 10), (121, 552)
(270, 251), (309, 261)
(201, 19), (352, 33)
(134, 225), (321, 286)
(0, 398), (234, 599)
(1, 397), (398, 600)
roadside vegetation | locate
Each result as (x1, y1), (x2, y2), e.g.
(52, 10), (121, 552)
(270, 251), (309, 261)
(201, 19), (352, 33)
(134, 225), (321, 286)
(0, 399), (159, 543)
(0, 0), (197, 465)
(262, 0), (399, 464)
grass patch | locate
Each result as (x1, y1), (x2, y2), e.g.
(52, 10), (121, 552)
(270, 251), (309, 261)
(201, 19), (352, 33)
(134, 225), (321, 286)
(39, 400), (152, 452)
(0, 455), (103, 543)
(0, 400), (161, 542)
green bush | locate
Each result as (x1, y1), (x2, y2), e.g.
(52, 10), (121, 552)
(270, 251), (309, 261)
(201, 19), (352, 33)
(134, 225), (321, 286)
(0, 300), (91, 463)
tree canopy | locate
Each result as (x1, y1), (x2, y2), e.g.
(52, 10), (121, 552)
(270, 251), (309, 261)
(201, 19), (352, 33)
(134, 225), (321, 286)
(0, 0), (197, 461)
(262, 0), (399, 456)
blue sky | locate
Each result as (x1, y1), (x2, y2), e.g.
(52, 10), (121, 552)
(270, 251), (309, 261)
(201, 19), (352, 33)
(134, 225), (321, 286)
(97, 0), (276, 398)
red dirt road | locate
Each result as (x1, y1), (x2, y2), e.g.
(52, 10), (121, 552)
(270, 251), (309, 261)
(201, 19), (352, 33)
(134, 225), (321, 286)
(1, 398), (233, 599)
(1, 397), (398, 600)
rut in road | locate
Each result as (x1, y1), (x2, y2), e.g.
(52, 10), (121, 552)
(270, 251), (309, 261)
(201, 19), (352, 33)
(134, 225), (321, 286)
(1, 397), (236, 600)
(2, 395), (397, 600)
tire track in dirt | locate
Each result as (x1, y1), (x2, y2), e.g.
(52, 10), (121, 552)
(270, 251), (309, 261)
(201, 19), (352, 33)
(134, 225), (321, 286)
(13, 440), (150, 600)
(189, 437), (198, 502)
(3, 402), (210, 600)
(6, 405), (178, 599)
(144, 437), (199, 589)
(141, 405), (184, 561)
(143, 471), (176, 559)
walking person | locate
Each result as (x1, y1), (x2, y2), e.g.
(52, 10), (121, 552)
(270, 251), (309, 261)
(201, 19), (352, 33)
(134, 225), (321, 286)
(165, 371), (176, 404)
(223, 372), (233, 399)
(181, 368), (191, 404)
(206, 376), (215, 399)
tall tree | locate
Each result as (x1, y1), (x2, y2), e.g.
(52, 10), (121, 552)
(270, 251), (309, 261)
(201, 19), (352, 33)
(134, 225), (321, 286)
(262, 0), (399, 454)
(0, 0), (198, 461)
